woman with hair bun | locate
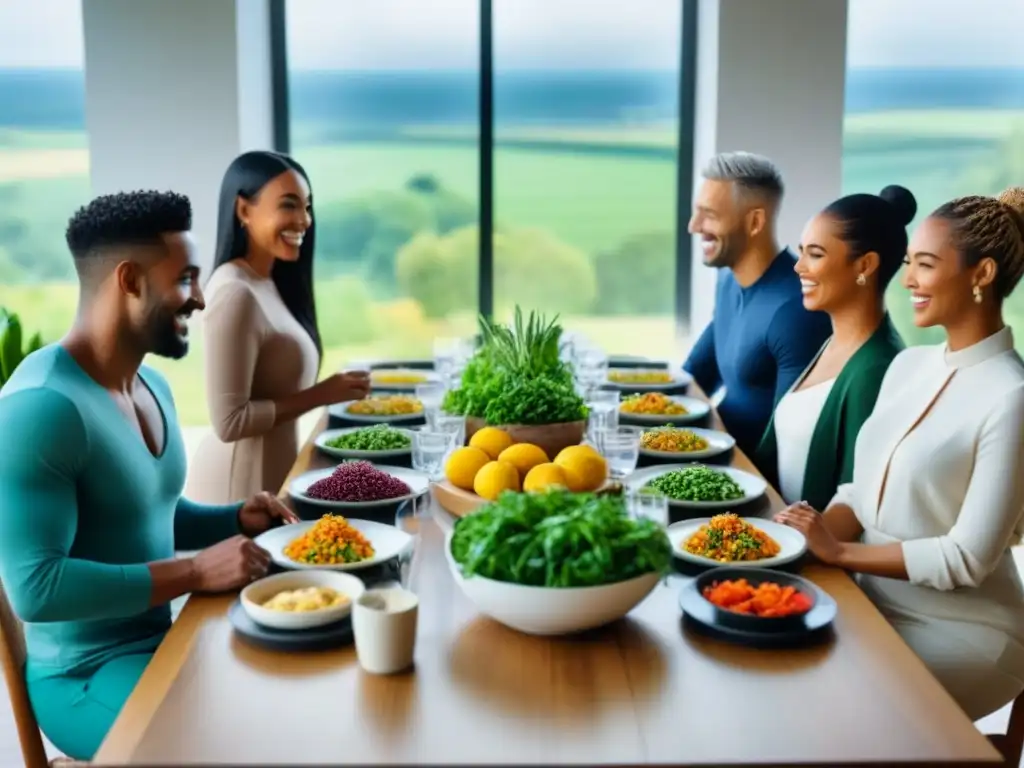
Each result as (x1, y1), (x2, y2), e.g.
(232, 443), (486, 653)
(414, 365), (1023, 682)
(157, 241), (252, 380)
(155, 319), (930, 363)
(776, 187), (1024, 721)
(757, 185), (914, 510)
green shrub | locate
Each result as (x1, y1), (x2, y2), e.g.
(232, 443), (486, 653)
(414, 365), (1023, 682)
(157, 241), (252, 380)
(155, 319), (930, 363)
(313, 276), (380, 347)
(395, 224), (596, 319)
(592, 230), (675, 316)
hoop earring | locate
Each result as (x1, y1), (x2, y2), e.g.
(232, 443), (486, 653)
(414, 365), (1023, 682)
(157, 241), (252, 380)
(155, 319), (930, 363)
(973, 285), (983, 304)
(856, 273), (867, 287)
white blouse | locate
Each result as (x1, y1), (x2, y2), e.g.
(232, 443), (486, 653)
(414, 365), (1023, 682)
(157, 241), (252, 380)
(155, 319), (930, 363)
(828, 326), (1024, 642)
(774, 379), (836, 504)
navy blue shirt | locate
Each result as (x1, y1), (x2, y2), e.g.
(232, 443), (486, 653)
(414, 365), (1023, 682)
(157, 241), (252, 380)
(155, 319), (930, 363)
(684, 250), (832, 458)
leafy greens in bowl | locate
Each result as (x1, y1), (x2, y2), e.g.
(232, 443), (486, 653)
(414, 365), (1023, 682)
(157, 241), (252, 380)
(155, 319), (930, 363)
(450, 488), (671, 588)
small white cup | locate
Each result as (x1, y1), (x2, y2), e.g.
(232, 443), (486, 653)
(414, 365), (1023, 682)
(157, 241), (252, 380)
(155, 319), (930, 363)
(352, 586), (419, 675)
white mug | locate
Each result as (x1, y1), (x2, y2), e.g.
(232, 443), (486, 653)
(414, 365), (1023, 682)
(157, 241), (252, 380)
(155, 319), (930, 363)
(352, 586), (418, 675)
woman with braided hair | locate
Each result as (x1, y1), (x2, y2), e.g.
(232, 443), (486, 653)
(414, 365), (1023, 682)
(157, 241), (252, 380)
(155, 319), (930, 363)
(775, 187), (1024, 720)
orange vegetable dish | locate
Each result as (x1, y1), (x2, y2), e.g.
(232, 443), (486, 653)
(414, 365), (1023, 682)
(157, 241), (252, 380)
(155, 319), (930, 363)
(702, 578), (813, 618)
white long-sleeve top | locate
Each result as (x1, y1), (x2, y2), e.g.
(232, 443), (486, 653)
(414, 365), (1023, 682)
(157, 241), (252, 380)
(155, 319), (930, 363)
(828, 326), (1024, 641)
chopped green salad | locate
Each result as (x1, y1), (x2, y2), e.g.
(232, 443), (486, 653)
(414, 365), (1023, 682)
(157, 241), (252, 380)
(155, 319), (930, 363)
(644, 466), (744, 502)
(450, 488), (671, 587)
(324, 424), (411, 452)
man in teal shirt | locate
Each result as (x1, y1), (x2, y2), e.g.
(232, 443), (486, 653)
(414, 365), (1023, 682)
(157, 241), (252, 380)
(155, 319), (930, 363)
(0, 190), (299, 761)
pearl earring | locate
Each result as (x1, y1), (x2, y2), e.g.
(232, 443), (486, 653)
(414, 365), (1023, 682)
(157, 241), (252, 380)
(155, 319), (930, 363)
(856, 273), (867, 286)
(973, 285), (983, 304)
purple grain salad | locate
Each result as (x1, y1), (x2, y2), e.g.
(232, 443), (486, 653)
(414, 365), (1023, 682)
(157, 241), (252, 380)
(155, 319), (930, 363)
(306, 461), (412, 502)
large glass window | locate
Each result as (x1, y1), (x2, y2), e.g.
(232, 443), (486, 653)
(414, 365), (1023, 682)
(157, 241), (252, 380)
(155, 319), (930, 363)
(285, 0), (480, 368)
(843, 0), (1024, 347)
(0, 0), (90, 363)
(493, 0), (682, 357)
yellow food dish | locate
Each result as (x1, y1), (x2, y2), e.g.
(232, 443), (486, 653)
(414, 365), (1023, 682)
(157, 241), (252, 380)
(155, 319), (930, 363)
(641, 428), (709, 453)
(608, 370), (674, 384)
(371, 371), (428, 384)
(347, 395), (424, 416)
(262, 586), (350, 612)
(284, 514), (376, 565)
(620, 392), (688, 416)
(682, 513), (781, 562)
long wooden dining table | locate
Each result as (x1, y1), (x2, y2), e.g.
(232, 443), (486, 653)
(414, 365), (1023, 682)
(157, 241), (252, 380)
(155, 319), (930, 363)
(94, 391), (1003, 766)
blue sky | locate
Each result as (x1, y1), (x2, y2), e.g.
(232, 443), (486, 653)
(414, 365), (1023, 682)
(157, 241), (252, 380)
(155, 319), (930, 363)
(0, 0), (1022, 70)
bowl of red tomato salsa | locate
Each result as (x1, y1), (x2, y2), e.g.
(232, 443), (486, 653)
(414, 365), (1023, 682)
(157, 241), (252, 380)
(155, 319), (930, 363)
(695, 567), (817, 633)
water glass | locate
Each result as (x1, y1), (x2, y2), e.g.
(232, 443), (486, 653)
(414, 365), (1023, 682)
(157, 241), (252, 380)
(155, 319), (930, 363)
(625, 487), (669, 524)
(575, 349), (609, 388)
(411, 431), (451, 481)
(432, 412), (466, 448)
(596, 426), (641, 480)
(416, 382), (447, 427)
(586, 389), (621, 441)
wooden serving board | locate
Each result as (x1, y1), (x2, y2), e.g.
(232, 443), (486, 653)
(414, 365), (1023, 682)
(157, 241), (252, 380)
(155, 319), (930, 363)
(431, 480), (487, 518)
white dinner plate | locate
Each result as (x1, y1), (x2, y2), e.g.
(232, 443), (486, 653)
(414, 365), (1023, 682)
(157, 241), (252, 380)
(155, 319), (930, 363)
(638, 427), (735, 461)
(625, 463), (767, 510)
(618, 395), (711, 425)
(254, 518), (414, 573)
(369, 368), (440, 391)
(666, 517), (807, 568)
(288, 464), (430, 510)
(314, 426), (415, 460)
(328, 399), (426, 424)
(605, 368), (692, 391)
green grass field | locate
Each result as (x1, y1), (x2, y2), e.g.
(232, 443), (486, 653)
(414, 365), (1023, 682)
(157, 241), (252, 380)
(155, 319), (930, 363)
(1, 108), (1023, 426)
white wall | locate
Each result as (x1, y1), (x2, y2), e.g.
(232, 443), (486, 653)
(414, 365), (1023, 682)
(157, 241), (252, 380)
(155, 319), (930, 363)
(687, 0), (849, 338)
(81, 0), (276, 275)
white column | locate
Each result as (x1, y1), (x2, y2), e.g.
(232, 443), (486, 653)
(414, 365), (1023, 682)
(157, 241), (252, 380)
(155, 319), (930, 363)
(80, 0), (276, 274)
(688, 0), (849, 335)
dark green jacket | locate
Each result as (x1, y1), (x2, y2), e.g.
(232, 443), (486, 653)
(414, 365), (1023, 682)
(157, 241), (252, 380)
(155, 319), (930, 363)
(755, 316), (904, 511)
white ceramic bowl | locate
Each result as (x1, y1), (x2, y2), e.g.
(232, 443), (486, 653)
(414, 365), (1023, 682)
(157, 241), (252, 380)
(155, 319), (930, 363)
(241, 570), (367, 631)
(444, 533), (661, 635)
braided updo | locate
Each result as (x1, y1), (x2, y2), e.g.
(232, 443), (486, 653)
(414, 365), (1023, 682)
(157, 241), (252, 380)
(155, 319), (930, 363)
(930, 187), (1024, 300)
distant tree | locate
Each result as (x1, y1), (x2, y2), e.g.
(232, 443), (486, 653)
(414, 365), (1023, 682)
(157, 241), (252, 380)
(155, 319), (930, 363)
(395, 224), (596, 319)
(592, 231), (675, 316)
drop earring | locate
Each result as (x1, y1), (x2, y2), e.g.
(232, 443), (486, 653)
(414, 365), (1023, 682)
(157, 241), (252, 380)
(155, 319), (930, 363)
(856, 273), (867, 286)
(973, 285), (983, 304)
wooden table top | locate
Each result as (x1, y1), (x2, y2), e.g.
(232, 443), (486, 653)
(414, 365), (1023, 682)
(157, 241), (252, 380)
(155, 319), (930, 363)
(95, 403), (1001, 766)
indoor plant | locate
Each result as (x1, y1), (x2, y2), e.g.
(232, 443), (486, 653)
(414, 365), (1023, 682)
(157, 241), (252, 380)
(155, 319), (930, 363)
(442, 307), (588, 457)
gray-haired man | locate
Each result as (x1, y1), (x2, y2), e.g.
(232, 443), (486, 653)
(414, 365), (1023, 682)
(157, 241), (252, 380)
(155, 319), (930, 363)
(683, 151), (831, 458)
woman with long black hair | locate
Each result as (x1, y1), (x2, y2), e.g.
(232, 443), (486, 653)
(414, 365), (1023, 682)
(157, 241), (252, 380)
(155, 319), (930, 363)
(187, 150), (369, 502)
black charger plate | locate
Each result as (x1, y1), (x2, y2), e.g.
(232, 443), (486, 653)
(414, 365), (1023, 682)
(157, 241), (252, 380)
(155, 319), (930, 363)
(228, 599), (354, 652)
(679, 567), (837, 649)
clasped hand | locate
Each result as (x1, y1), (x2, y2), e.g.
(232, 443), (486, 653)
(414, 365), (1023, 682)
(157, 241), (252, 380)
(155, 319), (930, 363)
(191, 492), (300, 593)
(774, 502), (844, 565)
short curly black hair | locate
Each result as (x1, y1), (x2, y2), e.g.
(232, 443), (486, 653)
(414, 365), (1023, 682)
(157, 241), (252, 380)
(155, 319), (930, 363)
(65, 190), (192, 259)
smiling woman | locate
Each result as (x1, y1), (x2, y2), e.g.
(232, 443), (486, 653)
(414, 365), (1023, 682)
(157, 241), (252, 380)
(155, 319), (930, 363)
(184, 150), (372, 504)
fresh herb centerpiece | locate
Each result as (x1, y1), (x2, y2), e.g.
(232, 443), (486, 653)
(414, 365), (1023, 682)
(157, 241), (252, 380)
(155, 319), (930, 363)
(442, 308), (589, 457)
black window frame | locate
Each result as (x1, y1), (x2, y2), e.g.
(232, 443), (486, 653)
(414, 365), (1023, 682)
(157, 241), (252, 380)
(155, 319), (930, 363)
(268, 0), (698, 334)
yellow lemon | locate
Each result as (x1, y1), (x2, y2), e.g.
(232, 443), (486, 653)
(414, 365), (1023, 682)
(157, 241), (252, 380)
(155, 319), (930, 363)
(473, 460), (521, 501)
(523, 463), (570, 493)
(468, 426), (515, 460)
(497, 443), (550, 478)
(554, 445), (608, 492)
(445, 446), (491, 491)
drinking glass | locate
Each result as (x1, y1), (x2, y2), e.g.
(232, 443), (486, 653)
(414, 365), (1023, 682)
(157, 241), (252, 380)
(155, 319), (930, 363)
(393, 493), (423, 590)
(411, 431), (451, 481)
(586, 389), (621, 441)
(625, 487), (669, 524)
(596, 426), (641, 480)
(432, 412), (466, 448)
(575, 348), (609, 389)
(416, 382), (447, 427)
